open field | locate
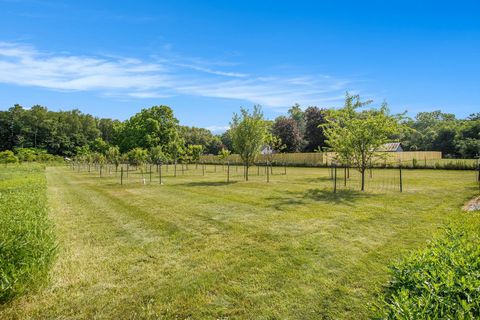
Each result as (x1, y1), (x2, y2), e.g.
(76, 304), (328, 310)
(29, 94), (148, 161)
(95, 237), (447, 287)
(0, 165), (479, 319)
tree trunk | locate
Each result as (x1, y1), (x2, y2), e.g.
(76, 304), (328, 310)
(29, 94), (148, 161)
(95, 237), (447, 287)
(361, 167), (365, 191)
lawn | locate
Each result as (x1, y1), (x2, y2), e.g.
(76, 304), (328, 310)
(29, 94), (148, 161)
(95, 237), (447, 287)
(0, 165), (478, 319)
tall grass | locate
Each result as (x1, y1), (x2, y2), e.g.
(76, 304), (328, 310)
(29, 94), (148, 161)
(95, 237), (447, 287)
(0, 164), (56, 303)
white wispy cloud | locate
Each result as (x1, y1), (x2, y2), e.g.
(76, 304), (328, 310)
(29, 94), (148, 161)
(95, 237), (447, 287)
(0, 41), (352, 109)
(205, 125), (230, 134)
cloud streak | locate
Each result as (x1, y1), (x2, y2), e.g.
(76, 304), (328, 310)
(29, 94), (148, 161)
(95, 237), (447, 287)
(0, 41), (351, 109)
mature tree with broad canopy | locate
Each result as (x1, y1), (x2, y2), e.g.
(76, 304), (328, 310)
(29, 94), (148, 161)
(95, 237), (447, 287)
(119, 106), (179, 152)
(322, 93), (403, 191)
(230, 106), (268, 181)
(304, 106), (328, 152)
(272, 116), (302, 152)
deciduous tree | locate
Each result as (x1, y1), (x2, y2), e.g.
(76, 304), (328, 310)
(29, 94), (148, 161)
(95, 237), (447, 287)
(230, 106), (268, 181)
(323, 94), (403, 191)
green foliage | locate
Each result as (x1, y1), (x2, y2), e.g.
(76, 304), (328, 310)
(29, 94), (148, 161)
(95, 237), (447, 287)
(230, 105), (268, 180)
(401, 110), (480, 158)
(179, 126), (221, 154)
(271, 116), (301, 152)
(323, 93), (404, 190)
(0, 150), (18, 166)
(304, 106), (328, 152)
(89, 138), (109, 155)
(119, 106), (179, 152)
(106, 146), (121, 168)
(288, 103), (306, 135)
(148, 145), (167, 164)
(14, 148), (39, 162)
(0, 165), (56, 302)
(375, 227), (480, 319)
(126, 148), (148, 166)
(185, 144), (204, 163)
(218, 147), (231, 162)
(219, 130), (233, 151)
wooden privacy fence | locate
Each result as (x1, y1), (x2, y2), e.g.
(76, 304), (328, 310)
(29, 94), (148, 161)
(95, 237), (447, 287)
(200, 151), (442, 167)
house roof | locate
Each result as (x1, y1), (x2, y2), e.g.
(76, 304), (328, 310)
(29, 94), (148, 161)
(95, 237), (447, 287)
(378, 142), (402, 152)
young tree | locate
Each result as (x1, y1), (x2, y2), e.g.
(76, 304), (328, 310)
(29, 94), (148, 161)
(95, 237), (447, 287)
(186, 144), (204, 165)
(149, 145), (166, 165)
(126, 147), (148, 179)
(322, 94), (403, 191)
(218, 147), (231, 163)
(126, 148), (148, 167)
(230, 106), (268, 181)
(0, 150), (18, 166)
(106, 146), (121, 172)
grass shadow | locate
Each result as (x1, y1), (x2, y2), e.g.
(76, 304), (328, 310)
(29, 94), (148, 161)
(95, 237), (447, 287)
(302, 176), (332, 183)
(304, 188), (374, 205)
(180, 181), (238, 187)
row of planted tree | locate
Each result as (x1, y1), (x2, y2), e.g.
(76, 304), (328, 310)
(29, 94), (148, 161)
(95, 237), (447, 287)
(70, 154), (284, 184)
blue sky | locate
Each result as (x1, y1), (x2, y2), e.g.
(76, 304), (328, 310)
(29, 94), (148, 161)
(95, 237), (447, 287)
(0, 0), (479, 132)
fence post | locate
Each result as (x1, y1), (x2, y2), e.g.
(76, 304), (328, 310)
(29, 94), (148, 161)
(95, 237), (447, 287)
(202, 162), (205, 176)
(149, 164), (152, 182)
(120, 167), (123, 185)
(399, 164), (403, 193)
(267, 161), (270, 183)
(126, 164), (129, 178)
(344, 165), (347, 186)
(333, 164), (337, 193)
(174, 159), (177, 177)
(284, 162), (287, 175)
(159, 163), (162, 184)
(227, 161), (230, 183)
(100, 165), (102, 177)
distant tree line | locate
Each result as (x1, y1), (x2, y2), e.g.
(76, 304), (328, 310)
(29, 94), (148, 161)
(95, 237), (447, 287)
(0, 102), (478, 160)
(0, 104), (222, 160)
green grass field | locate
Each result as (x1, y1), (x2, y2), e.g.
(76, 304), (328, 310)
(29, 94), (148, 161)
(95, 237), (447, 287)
(0, 165), (478, 319)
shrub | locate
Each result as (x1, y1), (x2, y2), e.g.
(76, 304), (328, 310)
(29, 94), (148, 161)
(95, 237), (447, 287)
(0, 165), (57, 302)
(0, 150), (18, 166)
(375, 227), (480, 319)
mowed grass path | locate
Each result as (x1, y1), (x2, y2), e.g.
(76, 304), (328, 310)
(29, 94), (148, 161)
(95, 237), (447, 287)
(1, 166), (478, 319)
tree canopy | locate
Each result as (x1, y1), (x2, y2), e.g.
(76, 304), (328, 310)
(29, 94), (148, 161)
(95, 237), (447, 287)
(230, 105), (268, 180)
(323, 94), (404, 191)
